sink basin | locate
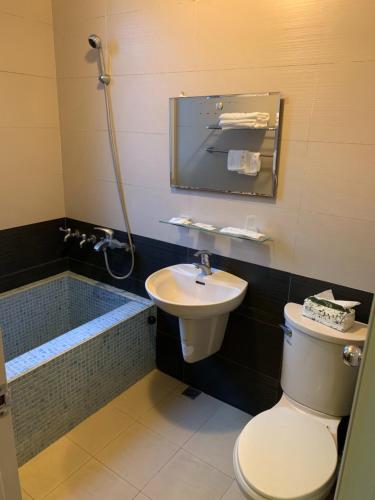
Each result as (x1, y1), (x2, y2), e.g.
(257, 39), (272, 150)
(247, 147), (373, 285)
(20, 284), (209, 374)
(146, 264), (247, 319)
(145, 264), (248, 363)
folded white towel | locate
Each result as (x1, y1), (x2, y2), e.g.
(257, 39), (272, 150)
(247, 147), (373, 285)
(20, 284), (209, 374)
(192, 222), (216, 231)
(168, 217), (192, 225)
(220, 226), (266, 241)
(219, 112), (270, 121)
(227, 150), (261, 176)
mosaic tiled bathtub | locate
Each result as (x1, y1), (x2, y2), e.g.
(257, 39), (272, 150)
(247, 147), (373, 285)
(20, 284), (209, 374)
(0, 272), (156, 465)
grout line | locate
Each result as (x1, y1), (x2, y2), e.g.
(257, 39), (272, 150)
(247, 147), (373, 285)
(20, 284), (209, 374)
(0, 258), (67, 281)
(0, 69), (55, 80)
(0, 9), (52, 26)
(34, 443), (92, 500)
(181, 447), (235, 481)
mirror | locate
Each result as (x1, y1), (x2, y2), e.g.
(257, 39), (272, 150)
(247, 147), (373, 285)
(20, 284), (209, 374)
(170, 92), (282, 197)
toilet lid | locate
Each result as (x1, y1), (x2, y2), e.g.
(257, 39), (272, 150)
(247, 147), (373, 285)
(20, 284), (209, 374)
(237, 407), (337, 500)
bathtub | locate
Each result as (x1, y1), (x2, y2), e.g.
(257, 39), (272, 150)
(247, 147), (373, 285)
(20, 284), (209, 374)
(0, 272), (156, 465)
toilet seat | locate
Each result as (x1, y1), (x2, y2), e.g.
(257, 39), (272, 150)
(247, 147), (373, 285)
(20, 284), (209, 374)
(235, 407), (337, 500)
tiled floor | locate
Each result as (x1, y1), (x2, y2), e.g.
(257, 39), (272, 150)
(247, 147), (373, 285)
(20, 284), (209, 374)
(19, 370), (251, 500)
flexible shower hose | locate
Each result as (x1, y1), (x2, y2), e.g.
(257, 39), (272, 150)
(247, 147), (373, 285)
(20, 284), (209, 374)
(102, 82), (135, 280)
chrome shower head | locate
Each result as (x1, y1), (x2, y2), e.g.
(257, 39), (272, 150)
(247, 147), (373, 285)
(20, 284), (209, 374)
(88, 34), (102, 49)
(88, 34), (110, 85)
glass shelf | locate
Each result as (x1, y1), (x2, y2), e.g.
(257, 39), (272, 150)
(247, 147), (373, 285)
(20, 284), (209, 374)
(160, 219), (271, 243)
(206, 124), (278, 131)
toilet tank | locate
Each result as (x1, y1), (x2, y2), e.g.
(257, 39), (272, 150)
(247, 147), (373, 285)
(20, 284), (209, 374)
(281, 303), (367, 417)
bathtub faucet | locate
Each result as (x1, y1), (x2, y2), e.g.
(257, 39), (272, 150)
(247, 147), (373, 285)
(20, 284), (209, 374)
(93, 227), (132, 252)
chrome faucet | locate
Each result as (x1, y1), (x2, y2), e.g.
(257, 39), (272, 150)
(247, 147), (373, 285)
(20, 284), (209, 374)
(93, 227), (131, 252)
(79, 233), (97, 248)
(59, 227), (80, 243)
(194, 250), (212, 276)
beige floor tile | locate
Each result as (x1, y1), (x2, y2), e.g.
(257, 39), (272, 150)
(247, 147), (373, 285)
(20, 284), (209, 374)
(43, 458), (138, 500)
(66, 403), (135, 454)
(19, 437), (90, 499)
(184, 403), (251, 477)
(143, 450), (232, 500)
(111, 369), (185, 419)
(139, 391), (222, 446)
(221, 481), (248, 500)
(135, 495), (151, 500)
(96, 422), (178, 489)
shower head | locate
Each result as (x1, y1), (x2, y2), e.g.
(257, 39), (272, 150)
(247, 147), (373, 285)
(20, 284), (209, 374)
(88, 34), (102, 49)
(88, 34), (110, 85)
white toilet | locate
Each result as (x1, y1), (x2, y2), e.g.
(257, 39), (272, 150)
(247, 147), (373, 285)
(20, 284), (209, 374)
(234, 302), (367, 500)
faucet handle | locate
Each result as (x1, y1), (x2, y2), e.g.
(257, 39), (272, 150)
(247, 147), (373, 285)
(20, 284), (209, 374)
(94, 227), (114, 239)
(194, 250), (212, 257)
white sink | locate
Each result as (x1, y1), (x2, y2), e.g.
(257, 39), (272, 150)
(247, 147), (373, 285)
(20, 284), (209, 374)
(145, 264), (248, 363)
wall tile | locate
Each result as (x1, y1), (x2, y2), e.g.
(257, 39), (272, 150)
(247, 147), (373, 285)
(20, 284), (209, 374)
(310, 62), (375, 145)
(0, 0), (52, 24)
(52, 0), (106, 26)
(0, 128), (62, 177)
(183, 354), (280, 415)
(107, 1), (198, 75)
(317, 0), (375, 64)
(0, 73), (59, 128)
(221, 312), (283, 380)
(156, 331), (185, 381)
(57, 77), (107, 132)
(301, 142), (375, 222)
(0, 174), (65, 230)
(0, 13), (55, 77)
(195, 0), (323, 70)
(0, 218), (68, 293)
(293, 210), (375, 292)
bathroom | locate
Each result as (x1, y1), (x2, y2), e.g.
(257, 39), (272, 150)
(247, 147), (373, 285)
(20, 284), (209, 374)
(0, 0), (374, 499)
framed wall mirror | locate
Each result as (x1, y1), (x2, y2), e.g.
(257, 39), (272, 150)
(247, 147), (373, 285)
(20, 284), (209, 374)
(170, 92), (282, 198)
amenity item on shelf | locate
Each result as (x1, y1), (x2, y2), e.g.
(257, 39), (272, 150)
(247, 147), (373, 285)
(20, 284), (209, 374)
(220, 226), (266, 241)
(219, 111), (269, 129)
(227, 150), (261, 176)
(168, 217), (192, 225)
(192, 222), (217, 231)
(302, 290), (361, 332)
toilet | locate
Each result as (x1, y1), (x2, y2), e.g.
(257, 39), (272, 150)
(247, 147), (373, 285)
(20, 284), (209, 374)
(234, 302), (367, 500)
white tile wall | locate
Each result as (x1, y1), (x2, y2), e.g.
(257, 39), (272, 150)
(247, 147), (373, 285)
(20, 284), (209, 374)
(0, 1), (65, 230)
(52, 0), (375, 292)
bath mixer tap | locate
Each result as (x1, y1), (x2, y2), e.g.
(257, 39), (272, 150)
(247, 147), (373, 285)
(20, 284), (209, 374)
(93, 227), (131, 252)
(194, 250), (212, 276)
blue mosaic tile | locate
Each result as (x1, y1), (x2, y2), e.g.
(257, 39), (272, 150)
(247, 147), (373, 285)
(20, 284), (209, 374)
(0, 272), (156, 465)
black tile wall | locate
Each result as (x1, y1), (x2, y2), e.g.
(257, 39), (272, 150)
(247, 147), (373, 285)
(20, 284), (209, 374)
(65, 218), (374, 415)
(1, 217), (372, 415)
(0, 218), (68, 293)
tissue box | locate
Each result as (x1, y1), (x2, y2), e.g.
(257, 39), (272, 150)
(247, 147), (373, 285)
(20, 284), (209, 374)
(303, 296), (355, 332)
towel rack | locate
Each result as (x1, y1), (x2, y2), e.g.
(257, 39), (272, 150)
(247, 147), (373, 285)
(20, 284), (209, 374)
(206, 147), (274, 158)
(206, 124), (278, 131)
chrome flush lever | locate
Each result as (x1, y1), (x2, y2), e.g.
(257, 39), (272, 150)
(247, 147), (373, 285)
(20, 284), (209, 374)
(343, 345), (363, 367)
